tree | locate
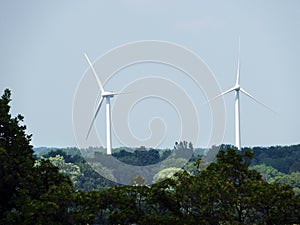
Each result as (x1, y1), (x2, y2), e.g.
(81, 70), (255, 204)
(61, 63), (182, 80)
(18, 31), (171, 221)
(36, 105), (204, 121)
(129, 175), (147, 186)
(44, 155), (82, 188)
(70, 148), (300, 224)
(251, 164), (300, 195)
(160, 157), (188, 169)
(75, 161), (118, 191)
(251, 164), (284, 182)
(0, 89), (96, 224)
(153, 167), (182, 183)
(0, 89), (34, 219)
(145, 149), (300, 224)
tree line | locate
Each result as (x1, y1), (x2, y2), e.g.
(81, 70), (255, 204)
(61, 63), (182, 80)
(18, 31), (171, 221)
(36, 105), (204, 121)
(37, 143), (300, 194)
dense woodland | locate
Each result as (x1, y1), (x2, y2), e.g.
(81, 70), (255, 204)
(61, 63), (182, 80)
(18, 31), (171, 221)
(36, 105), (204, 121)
(34, 143), (300, 195)
(1, 89), (300, 224)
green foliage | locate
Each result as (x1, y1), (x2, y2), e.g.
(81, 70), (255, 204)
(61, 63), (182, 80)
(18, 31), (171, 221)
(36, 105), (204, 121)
(0, 89), (95, 224)
(251, 145), (300, 173)
(40, 148), (118, 191)
(251, 164), (285, 182)
(251, 164), (300, 194)
(70, 149), (300, 224)
(41, 155), (82, 187)
(112, 148), (161, 166)
(42, 148), (84, 163)
(129, 175), (147, 186)
(160, 157), (188, 169)
(153, 167), (182, 183)
(76, 161), (117, 191)
(0, 89), (34, 219)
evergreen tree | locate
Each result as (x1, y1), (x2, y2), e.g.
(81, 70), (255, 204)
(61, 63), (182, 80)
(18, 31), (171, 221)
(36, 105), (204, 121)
(0, 89), (34, 218)
(0, 89), (95, 224)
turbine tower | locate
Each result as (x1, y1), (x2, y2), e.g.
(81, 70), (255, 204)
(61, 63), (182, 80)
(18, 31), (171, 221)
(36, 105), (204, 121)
(84, 53), (120, 155)
(209, 44), (274, 150)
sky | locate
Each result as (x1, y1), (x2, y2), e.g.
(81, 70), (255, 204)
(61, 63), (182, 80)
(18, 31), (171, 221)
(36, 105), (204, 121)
(1, 0), (300, 149)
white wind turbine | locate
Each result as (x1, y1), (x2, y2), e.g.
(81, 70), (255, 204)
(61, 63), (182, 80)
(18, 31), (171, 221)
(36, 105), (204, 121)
(209, 44), (274, 150)
(84, 53), (120, 155)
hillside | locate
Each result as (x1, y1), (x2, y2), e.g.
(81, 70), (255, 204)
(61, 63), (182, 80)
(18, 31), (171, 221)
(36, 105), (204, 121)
(34, 143), (300, 194)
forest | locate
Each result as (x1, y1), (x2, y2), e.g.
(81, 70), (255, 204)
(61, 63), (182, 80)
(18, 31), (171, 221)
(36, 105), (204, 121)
(1, 89), (300, 224)
(34, 143), (300, 196)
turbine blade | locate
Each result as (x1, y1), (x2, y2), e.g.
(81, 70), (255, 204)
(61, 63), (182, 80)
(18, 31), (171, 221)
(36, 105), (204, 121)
(236, 38), (241, 86)
(84, 53), (105, 93)
(86, 97), (104, 139)
(111, 91), (133, 96)
(207, 87), (236, 103)
(240, 88), (277, 114)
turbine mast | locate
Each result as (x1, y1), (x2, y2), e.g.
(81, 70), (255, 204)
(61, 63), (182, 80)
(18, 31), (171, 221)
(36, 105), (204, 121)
(106, 97), (112, 155)
(235, 90), (241, 150)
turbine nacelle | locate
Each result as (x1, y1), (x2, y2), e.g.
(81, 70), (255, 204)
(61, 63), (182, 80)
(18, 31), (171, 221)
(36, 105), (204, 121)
(234, 84), (240, 91)
(101, 91), (116, 97)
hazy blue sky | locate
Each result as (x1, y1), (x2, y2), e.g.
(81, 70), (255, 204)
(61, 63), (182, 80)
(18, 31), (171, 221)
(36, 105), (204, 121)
(1, 0), (299, 148)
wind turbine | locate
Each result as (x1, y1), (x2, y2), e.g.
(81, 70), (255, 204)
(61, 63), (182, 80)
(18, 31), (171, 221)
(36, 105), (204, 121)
(209, 44), (274, 150)
(84, 53), (120, 155)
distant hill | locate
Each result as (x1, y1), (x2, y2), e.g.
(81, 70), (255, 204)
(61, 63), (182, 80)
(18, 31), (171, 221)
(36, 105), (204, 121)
(248, 144), (300, 173)
(33, 144), (300, 192)
(34, 146), (61, 152)
(34, 144), (300, 174)
(33, 147), (60, 157)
